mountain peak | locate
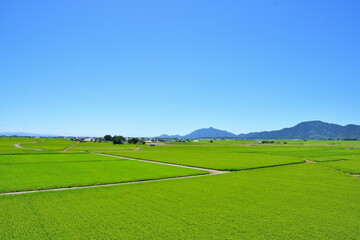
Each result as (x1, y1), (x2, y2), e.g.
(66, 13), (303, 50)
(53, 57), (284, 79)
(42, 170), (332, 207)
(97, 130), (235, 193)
(296, 120), (327, 126)
(183, 127), (237, 139)
(248, 121), (357, 139)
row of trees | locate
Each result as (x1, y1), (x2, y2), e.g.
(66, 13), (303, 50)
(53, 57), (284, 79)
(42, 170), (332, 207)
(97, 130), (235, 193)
(104, 135), (145, 145)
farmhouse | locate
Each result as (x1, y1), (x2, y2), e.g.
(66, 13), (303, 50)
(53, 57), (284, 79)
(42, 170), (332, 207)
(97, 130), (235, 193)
(83, 138), (95, 142)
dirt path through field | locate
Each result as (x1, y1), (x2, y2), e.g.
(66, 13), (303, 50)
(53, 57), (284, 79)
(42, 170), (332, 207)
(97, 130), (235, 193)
(0, 173), (216, 196)
(13, 142), (43, 151)
(0, 152), (229, 196)
(0, 153), (310, 196)
(92, 152), (228, 174)
(0, 153), (312, 196)
(62, 142), (80, 151)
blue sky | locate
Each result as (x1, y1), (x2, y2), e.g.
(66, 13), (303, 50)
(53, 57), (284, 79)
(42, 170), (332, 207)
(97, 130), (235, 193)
(1, 0), (359, 136)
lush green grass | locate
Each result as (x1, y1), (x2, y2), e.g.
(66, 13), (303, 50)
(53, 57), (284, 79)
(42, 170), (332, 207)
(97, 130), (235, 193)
(0, 137), (139, 154)
(301, 154), (360, 174)
(1, 164), (359, 239)
(0, 137), (42, 154)
(313, 155), (360, 174)
(98, 144), (360, 170)
(20, 138), (75, 151)
(1, 137), (359, 239)
(101, 145), (305, 170)
(320, 160), (360, 174)
(0, 153), (101, 164)
(70, 141), (140, 152)
(308, 154), (360, 162)
(72, 140), (360, 165)
(0, 153), (206, 193)
(229, 145), (360, 158)
(0, 137), (77, 154)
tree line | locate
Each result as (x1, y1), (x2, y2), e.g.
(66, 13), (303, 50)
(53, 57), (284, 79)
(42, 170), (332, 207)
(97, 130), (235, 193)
(104, 135), (145, 145)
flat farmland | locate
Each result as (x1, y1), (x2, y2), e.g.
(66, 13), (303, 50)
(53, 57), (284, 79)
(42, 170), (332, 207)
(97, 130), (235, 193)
(318, 155), (360, 174)
(0, 137), (43, 154)
(0, 164), (359, 239)
(0, 153), (206, 193)
(302, 153), (360, 174)
(0, 153), (92, 164)
(70, 141), (140, 152)
(99, 145), (306, 170)
(20, 138), (76, 151)
(230, 145), (360, 158)
(85, 143), (360, 171)
(1, 138), (359, 239)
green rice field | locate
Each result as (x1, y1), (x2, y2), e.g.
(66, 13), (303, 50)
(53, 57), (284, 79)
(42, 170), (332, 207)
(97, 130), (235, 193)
(70, 141), (140, 151)
(0, 137), (359, 239)
(103, 146), (305, 170)
(0, 164), (359, 239)
(0, 153), (206, 193)
(20, 138), (76, 151)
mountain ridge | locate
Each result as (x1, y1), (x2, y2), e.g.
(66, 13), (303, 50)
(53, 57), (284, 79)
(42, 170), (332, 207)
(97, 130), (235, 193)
(0, 132), (59, 137)
(3, 121), (360, 139)
(157, 121), (360, 139)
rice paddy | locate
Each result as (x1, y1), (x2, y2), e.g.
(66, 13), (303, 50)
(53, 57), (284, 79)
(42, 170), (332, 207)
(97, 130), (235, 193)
(0, 137), (359, 239)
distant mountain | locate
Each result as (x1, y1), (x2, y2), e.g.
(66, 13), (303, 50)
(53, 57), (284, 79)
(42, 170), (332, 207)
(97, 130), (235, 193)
(183, 127), (238, 139)
(158, 134), (182, 139)
(156, 121), (360, 140)
(243, 121), (360, 139)
(340, 124), (360, 139)
(0, 132), (58, 137)
(5, 121), (359, 139)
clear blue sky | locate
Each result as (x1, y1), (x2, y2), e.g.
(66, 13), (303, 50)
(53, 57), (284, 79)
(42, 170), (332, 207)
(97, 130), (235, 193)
(1, 0), (359, 137)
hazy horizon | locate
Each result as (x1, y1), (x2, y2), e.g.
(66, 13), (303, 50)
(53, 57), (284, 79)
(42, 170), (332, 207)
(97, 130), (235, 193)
(1, 1), (359, 136)
(1, 120), (359, 138)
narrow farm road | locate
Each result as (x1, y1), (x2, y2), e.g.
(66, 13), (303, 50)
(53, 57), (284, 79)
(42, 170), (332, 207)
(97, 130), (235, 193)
(92, 152), (228, 175)
(1, 153), (312, 196)
(13, 142), (43, 151)
(0, 152), (229, 196)
(0, 174), (213, 196)
(62, 141), (80, 151)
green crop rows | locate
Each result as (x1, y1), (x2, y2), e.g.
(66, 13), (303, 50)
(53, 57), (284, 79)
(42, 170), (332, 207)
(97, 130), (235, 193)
(20, 138), (75, 151)
(0, 137), (359, 239)
(1, 164), (359, 239)
(0, 153), (206, 193)
(102, 146), (305, 170)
